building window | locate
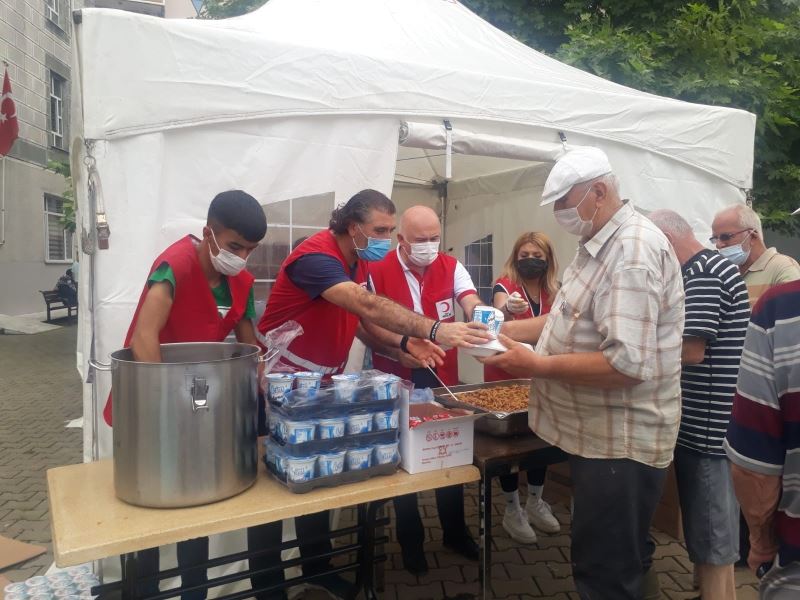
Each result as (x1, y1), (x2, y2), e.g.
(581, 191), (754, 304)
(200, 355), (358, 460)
(49, 72), (65, 149)
(45, 0), (59, 26)
(246, 192), (335, 314)
(464, 234), (493, 304)
(44, 195), (73, 263)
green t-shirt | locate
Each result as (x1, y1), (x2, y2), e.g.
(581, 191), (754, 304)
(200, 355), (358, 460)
(148, 263), (256, 320)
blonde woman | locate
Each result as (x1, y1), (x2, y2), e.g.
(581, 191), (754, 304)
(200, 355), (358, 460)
(486, 231), (561, 544)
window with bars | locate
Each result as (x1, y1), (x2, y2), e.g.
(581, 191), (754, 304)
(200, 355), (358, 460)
(247, 192), (335, 311)
(44, 195), (73, 263)
(45, 0), (59, 26)
(49, 71), (65, 149)
(464, 234), (493, 304)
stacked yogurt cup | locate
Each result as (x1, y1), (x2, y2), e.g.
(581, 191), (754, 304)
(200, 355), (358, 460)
(5, 566), (100, 600)
(264, 370), (402, 489)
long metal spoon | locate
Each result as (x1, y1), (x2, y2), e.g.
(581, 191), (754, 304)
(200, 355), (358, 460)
(427, 366), (462, 405)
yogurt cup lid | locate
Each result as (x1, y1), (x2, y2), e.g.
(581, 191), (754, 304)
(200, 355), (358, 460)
(267, 372), (294, 380)
(286, 455), (316, 463)
(332, 373), (360, 380)
(319, 450), (347, 458)
(294, 371), (322, 378)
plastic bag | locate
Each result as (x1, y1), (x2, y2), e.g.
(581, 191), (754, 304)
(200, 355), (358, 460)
(410, 387), (435, 404)
(257, 320), (304, 390)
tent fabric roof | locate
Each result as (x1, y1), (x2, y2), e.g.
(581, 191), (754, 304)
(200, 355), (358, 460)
(76, 0), (756, 187)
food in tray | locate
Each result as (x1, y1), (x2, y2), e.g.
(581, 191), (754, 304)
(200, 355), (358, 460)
(454, 384), (530, 413)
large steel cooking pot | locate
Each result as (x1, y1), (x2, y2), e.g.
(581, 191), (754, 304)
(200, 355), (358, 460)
(98, 342), (259, 508)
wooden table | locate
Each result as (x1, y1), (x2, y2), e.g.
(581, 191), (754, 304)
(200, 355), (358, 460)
(47, 460), (480, 599)
(473, 433), (568, 599)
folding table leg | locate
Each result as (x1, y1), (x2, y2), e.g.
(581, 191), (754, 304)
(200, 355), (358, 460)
(480, 474), (492, 600)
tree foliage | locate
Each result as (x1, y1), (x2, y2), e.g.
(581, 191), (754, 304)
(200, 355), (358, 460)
(199, 0), (800, 231)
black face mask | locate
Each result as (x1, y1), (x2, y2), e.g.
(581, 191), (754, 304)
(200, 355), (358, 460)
(517, 257), (547, 279)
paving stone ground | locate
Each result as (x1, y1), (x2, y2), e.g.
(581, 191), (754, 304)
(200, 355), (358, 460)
(0, 324), (760, 598)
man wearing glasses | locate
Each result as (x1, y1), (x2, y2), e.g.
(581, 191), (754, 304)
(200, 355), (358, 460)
(711, 205), (800, 306)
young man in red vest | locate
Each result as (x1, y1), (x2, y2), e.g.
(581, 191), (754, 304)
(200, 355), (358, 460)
(106, 190), (267, 600)
(252, 190), (489, 598)
(366, 205), (483, 574)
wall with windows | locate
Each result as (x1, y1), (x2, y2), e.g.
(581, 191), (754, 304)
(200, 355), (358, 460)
(0, 159), (73, 314)
(0, 0), (74, 315)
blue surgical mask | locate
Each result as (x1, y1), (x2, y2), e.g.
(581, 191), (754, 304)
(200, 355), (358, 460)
(353, 225), (391, 262)
(718, 231), (752, 266)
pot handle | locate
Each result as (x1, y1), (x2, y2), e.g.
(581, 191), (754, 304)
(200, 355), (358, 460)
(190, 377), (210, 412)
(89, 358), (112, 372)
(258, 347), (280, 364)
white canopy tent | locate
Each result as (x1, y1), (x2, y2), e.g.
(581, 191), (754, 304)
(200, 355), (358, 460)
(71, 0), (755, 590)
(73, 0), (755, 461)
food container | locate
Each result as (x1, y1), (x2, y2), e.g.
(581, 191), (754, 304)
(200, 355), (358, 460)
(318, 417), (346, 439)
(347, 447), (372, 470)
(373, 408), (399, 430)
(331, 373), (360, 401)
(284, 420), (316, 443)
(431, 379), (532, 437)
(294, 371), (322, 393)
(5, 593), (27, 600)
(346, 413), (372, 435)
(91, 342), (259, 508)
(318, 450), (346, 476)
(4, 583), (27, 596)
(266, 373), (295, 401)
(25, 577), (48, 591)
(372, 374), (400, 400)
(472, 306), (504, 338)
(285, 456), (317, 482)
(373, 441), (399, 464)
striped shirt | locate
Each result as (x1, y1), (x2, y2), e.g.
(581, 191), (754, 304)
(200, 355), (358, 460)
(530, 202), (685, 468)
(678, 250), (749, 455)
(725, 280), (800, 568)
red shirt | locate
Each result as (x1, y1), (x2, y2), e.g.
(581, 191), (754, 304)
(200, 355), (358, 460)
(484, 276), (551, 382)
(258, 230), (367, 374)
(103, 235), (254, 425)
(369, 249), (475, 386)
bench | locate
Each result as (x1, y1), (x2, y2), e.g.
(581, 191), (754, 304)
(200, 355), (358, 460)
(40, 290), (76, 323)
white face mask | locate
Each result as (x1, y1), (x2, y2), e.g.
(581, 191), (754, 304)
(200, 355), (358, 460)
(719, 232), (752, 266)
(554, 185), (598, 237)
(406, 240), (440, 267)
(209, 230), (248, 276)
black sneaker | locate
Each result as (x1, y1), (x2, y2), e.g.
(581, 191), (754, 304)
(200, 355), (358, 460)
(401, 547), (429, 576)
(442, 533), (480, 561)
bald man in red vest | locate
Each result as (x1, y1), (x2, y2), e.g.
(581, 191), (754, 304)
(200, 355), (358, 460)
(365, 205), (483, 575)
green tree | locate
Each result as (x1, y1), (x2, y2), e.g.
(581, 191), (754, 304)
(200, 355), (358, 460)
(47, 160), (75, 234)
(199, 0), (800, 230)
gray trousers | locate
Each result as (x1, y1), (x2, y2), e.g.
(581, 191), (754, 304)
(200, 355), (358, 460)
(569, 455), (667, 600)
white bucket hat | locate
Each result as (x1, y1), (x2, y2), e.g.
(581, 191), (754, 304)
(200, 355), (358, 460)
(540, 147), (613, 206)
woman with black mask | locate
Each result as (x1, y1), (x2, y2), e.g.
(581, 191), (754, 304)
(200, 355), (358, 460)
(484, 231), (562, 545)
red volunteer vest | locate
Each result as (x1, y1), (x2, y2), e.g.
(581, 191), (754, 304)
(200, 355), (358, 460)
(258, 230), (366, 374)
(369, 249), (461, 386)
(484, 276), (551, 383)
(102, 235), (255, 425)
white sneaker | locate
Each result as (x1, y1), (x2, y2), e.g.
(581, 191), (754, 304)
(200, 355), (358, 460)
(526, 497), (560, 534)
(502, 506), (538, 544)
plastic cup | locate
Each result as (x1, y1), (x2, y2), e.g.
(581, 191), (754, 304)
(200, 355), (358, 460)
(285, 456), (317, 482)
(472, 306), (504, 338)
(5, 593), (28, 600)
(266, 373), (295, 402)
(25, 577), (49, 591)
(317, 417), (346, 439)
(373, 442), (399, 464)
(293, 371), (322, 393)
(373, 408), (399, 430)
(372, 374), (400, 400)
(317, 450), (346, 476)
(4, 583), (28, 596)
(284, 420), (316, 444)
(346, 448), (372, 470)
(331, 373), (360, 402)
(346, 413), (373, 435)
(54, 588), (78, 598)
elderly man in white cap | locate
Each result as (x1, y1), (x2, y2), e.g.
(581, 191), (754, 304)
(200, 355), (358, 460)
(486, 147), (685, 600)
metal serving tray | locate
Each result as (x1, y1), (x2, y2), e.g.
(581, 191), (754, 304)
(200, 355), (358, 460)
(431, 379), (532, 437)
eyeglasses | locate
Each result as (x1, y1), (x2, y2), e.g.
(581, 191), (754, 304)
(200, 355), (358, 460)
(709, 229), (752, 244)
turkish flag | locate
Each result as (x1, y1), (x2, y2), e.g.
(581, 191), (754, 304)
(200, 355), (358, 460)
(0, 68), (19, 157)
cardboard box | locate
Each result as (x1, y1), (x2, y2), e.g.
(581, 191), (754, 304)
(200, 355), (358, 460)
(399, 389), (480, 474)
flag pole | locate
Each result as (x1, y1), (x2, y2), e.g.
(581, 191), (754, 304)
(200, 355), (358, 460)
(1, 59), (7, 247)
